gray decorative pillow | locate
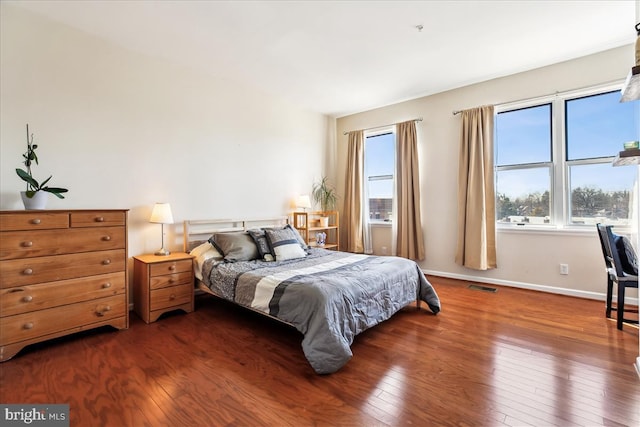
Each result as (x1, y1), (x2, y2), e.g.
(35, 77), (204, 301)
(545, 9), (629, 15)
(265, 227), (307, 261)
(286, 224), (309, 250)
(208, 232), (259, 262)
(247, 228), (275, 262)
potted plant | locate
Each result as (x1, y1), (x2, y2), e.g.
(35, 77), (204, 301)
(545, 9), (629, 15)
(16, 124), (68, 209)
(312, 176), (338, 227)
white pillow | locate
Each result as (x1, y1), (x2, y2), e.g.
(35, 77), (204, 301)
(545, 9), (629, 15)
(189, 242), (223, 280)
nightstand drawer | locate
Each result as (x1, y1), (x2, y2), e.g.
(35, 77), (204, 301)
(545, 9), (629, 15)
(149, 259), (192, 277)
(150, 284), (192, 311)
(149, 271), (192, 290)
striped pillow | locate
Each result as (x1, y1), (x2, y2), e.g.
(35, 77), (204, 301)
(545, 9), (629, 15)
(265, 227), (307, 261)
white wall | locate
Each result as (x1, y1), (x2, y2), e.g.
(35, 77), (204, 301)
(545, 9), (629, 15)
(0, 5), (331, 260)
(336, 45), (639, 302)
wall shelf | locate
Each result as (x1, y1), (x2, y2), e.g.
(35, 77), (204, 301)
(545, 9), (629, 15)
(613, 149), (640, 167)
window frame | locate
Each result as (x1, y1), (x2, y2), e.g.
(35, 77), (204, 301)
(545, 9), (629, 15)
(494, 80), (633, 232)
(364, 127), (396, 226)
(495, 102), (555, 226)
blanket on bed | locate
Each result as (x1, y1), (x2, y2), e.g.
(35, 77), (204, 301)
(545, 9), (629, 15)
(202, 248), (440, 374)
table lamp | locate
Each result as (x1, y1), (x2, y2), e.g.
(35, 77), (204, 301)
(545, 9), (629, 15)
(296, 194), (311, 212)
(150, 202), (174, 256)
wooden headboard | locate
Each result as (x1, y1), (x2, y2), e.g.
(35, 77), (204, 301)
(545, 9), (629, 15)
(183, 216), (289, 252)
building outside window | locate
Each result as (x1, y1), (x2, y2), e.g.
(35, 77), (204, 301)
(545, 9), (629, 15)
(365, 130), (395, 224)
(495, 85), (638, 228)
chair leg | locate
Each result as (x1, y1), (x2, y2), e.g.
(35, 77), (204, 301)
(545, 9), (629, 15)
(616, 282), (625, 330)
(606, 275), (613, 318)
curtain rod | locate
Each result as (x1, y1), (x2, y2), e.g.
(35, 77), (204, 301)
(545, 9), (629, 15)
(451, 79), (624, 115)
(343, 118), (422, 135)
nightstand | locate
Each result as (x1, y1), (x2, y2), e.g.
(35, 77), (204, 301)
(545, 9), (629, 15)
(133, 252), (194, 323)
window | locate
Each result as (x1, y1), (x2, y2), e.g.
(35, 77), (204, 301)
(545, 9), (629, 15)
(495, 85), (638, 228)
(495, 104), (552, 224)
(365, 130), (395, 223)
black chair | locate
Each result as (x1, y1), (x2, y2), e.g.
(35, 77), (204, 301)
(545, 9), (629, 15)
(596, 223), (639, 330)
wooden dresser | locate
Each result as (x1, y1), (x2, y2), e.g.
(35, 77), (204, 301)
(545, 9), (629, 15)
(0, 209), (129, 361)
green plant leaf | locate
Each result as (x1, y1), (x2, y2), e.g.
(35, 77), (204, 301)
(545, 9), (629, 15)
(40, 175), (53, 187)
(46, 189), (67, 199)
(16, 168), (39, 189)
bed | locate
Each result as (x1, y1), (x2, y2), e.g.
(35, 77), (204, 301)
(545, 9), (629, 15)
(184, 217), (441, 374)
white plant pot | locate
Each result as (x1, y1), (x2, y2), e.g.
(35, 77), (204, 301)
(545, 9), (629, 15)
(318, 217), (329, 228)
(21, 191), (48, 210)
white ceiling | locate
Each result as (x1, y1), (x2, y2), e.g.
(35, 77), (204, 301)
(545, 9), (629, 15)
(10, 0), (638, 118)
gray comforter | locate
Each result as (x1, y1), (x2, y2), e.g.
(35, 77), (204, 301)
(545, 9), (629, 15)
(202, 248), (440, 374)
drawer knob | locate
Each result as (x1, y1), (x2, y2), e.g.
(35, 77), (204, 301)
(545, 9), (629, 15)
(22, 268), (33, 275)
(23, 322), (34, 330)
(169, 265), (176, 271)
(102, 259), (111, 265)
(102, 282), (112, 289)
(21, 241), (33, 247)
(95, 216), (105, 222)
(22, 295), (33, 303)
(170, 294), (176, 300)
(30, 219), (41, 225)
(96, 305), (112, 316)
(169, 278), (176, 284)
(102, 235), (111, 241)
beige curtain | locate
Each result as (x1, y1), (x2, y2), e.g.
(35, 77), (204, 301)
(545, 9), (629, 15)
(344, 130), (365, 253)
(396, 121), (425, 261)
(455, 106), (497, 270)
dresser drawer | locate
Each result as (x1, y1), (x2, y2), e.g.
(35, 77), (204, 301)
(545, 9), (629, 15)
(149, 259), (192, 277)
(70, 211), (126, 228)
(149, 271), (193, 290)
(0, 295), (126, 345)
(150, 283), (192, 311)
(0, 272), (125, 317)
(0, 227), (125, 260)
(0, 212), (69, 232)
(0, 249), (125, 288)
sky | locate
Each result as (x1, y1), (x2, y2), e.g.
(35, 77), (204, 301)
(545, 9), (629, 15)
(496, 90), (639, 198)
(365, 132), (394, 198)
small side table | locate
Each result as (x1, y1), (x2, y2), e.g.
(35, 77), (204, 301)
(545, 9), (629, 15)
(133, 252), (194, 323)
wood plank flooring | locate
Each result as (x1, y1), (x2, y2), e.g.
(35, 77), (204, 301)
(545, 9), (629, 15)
(1, 276), (638, 426)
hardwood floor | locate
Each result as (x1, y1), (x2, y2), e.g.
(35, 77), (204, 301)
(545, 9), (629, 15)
(1, 277), (638, 426)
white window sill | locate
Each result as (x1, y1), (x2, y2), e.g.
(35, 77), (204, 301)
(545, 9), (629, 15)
(496, 223), (634, 237)
(369, 221), (392, 227)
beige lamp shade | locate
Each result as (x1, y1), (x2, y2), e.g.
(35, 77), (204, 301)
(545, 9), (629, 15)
(150, 202), (174, 224)
(296, 195), (311, 210)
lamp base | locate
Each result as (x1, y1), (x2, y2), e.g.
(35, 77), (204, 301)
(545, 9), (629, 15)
(155, 248), (171, 256)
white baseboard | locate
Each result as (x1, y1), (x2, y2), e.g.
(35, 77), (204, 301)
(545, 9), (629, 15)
(422, 269), (639, 306)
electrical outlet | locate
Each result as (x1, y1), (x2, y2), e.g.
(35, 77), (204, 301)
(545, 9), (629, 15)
(560, 264), (569, 275)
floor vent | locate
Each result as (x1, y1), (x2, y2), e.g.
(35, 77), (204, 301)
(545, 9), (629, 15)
(468, 284), (497, 293)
